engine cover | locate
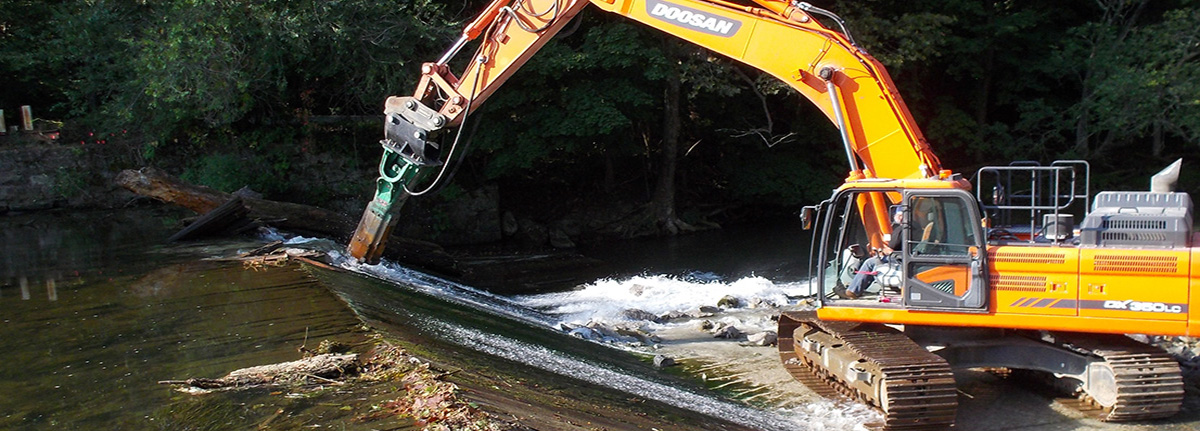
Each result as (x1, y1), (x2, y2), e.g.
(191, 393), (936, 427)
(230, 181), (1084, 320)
(1079, 191), (1193, 248)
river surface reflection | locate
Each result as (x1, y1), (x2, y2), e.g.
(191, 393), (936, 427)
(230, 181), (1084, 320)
(0, 210), (369, 429)
(7, 210), (1200, 431)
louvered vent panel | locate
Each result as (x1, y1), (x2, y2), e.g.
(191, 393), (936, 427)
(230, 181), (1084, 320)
(1092, 254), (1178, 273)
(991, 275), (1048, 292)
(988, 250), (1067, 265)
(1102, 219), (1168, 230)
(1100, 232), (1169, 242)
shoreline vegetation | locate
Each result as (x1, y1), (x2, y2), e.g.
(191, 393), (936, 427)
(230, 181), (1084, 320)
(6, 2), (1200, 241)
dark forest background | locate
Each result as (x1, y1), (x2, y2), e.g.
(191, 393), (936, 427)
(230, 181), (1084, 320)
(3, 0), (1199, 241)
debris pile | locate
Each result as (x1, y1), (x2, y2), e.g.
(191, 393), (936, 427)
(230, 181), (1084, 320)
(160, 342), (509, 431)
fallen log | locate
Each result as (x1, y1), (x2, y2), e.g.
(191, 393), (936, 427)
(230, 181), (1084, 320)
(116, 167), (458, 273)
(159, 343), (508, 429)
(159, 353), (358, 391)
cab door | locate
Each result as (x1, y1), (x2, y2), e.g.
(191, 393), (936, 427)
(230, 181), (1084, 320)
(903, 190), (988, 310)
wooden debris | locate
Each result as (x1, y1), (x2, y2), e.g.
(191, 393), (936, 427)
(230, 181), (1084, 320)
(245, 250), (325, 270)
(116, 167), (458, 273)
(158, 353), (358, 392)
(238, 240), (285, 258)
(117, 167), (349, 237)
(157, 341), (508, 430)
(167, 196), (258, 242)
(223, 245), (326, 270)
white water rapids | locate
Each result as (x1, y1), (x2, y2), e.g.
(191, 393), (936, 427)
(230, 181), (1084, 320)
(278, 235), (879, 430)
(513, 273), (811, 326)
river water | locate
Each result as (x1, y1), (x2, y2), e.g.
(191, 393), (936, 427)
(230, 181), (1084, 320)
(4, 210), (1200, 430)
(0, 210), (373, 429)
(0, 210), (842, 430)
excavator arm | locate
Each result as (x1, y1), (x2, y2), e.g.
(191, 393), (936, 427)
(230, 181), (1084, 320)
(345, 0), (592, 262)
(348, 0), (944, 262)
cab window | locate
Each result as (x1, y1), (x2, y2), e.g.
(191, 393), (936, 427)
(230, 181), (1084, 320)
(909, 196), (978, 257)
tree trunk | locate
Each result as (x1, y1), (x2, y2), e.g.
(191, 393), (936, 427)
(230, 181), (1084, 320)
(166, 195), (255, 242)
(116, 167), (457, 273)
(1074, 110), (1091, 158)
(650, 47), (683, 234)
(159, 353), (359, 391)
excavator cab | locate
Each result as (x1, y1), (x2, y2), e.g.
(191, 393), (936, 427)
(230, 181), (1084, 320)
(810, 184), (988, 311)
(901, 191), (988, 309)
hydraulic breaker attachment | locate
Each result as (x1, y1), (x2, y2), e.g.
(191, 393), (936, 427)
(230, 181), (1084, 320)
(347, 96), (446, 263)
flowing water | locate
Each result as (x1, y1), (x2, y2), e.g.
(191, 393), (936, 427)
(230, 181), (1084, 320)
(5, 210), (1200, 430)
(0, 210), (859, 430)
(329, 246), (878, 430)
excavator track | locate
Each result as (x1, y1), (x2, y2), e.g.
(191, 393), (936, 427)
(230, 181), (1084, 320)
(778, 311), (957, 430)
(1030, 334), (1184, 422)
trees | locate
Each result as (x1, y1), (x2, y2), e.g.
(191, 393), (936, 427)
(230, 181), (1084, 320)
(0, 0), (458, 198)
(5, 0), (1200, 235)
(842, 0), (1200, 189)
(465, 16), (830, 234)
(2, 0), (453, 145)
(1064, 3), (1200, 160)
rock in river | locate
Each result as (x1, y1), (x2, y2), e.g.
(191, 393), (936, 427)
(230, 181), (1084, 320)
(569, 326), (601, 341)
(621, 308), (664, 323)
(743, 331), (778, 346)
(695, 306), (721, 317)
(653, 355), (676, 368)
(717, 295), (742, 309)
(658, 310), (691, 322)
(712, 325), (743, 339)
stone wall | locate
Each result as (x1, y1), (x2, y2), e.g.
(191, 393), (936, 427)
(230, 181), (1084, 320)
(0, 141), (139, 213)
(0, 138), (514, 247)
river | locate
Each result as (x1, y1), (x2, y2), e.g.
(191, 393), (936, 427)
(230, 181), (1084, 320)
(3, 209), (1200, 430)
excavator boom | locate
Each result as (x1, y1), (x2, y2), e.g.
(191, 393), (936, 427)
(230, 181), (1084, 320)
(348, 0), (941, 263)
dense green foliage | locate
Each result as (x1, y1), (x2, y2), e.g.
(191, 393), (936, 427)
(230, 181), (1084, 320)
(3, 0), (1200, 224)
(846, 0), (1200, 189)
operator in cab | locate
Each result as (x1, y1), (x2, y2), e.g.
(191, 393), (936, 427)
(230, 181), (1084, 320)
(843, 207), (904, 299)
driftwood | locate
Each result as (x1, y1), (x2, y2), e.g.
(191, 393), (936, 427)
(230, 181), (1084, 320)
(116, 167), (457, 273)
(236, 247), (327, 270)
(167, 195), (257, 242)
(239, 240), (285, 257)
(159, 353), (358, 391)
(159, 343), (506, 429)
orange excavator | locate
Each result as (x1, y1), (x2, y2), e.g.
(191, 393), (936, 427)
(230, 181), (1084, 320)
(347, 0), (1192, 428)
